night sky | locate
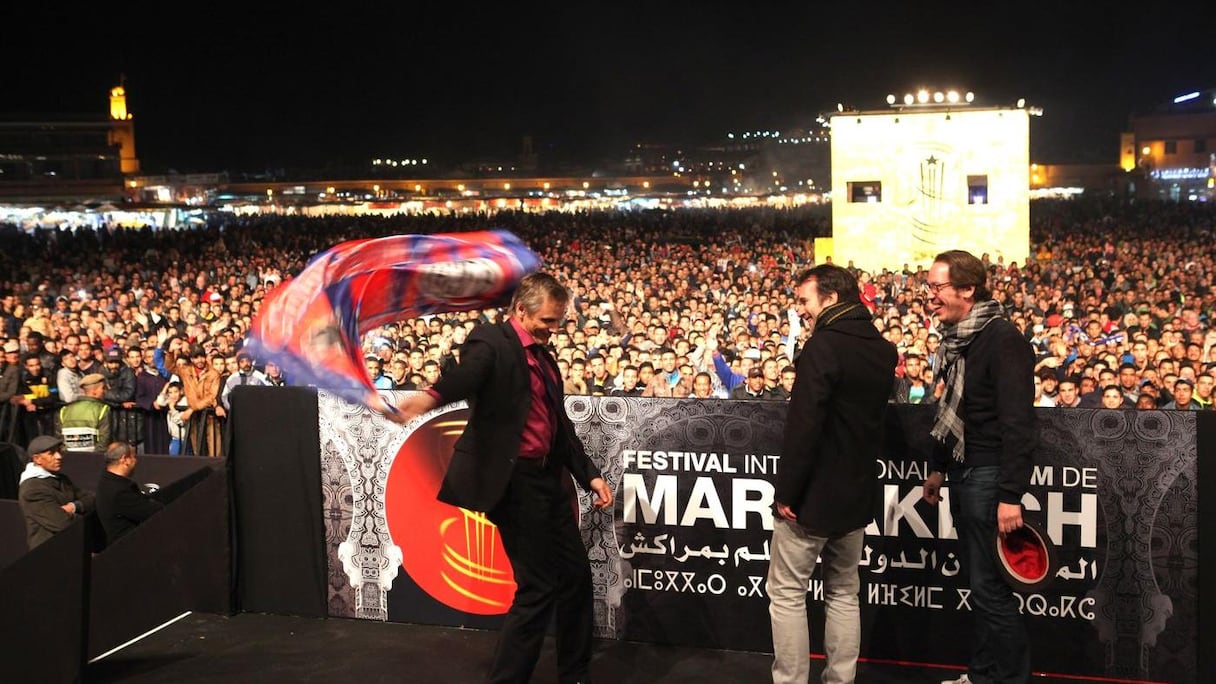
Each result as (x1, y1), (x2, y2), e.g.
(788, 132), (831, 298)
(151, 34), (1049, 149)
(5, 3), (1211, 174)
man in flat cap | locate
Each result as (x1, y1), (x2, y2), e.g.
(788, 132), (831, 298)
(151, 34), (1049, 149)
(57, 372), (111, 452)
(18, 435), (95, 549)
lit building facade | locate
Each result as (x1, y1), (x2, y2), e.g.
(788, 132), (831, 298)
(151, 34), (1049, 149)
(1122, 87), (1216, 202)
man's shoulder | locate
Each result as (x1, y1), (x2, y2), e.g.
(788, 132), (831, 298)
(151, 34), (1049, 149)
(98, 470), (131, 490)
(467, 321), (511, 344)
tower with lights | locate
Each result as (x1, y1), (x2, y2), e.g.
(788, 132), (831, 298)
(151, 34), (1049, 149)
(826, 89), (1034, 272)
(108, 79), (140, 175)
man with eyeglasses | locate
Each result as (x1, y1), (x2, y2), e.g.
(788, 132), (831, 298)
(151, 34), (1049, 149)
(920, 250), (1038, 684)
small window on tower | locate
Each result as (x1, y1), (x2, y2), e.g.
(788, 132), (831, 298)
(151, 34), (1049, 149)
(967, 175), (988, 205)
(848, 181), (882, 203)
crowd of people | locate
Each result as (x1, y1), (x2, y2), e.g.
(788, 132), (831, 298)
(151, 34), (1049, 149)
(1, 198), (1214, 460)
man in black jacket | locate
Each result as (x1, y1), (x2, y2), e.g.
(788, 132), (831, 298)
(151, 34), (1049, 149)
(393, 272), (613, 684)
(921, 250), (1038, 684)
(18, 435), (95, 549)
(96, 441), (164, 547)
(768, 264), (897, 684)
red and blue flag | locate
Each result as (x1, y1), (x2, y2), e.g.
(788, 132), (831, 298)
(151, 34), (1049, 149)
(245, 229), (540, 412)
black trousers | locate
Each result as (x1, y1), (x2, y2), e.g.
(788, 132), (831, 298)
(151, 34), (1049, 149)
(485, 458), (593, 684)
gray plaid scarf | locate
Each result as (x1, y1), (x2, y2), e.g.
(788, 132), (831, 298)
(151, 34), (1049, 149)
(930, 299), (1004, 462)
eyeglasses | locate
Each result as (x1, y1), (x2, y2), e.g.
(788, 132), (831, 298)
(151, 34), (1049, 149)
(921, 281), (956, 296)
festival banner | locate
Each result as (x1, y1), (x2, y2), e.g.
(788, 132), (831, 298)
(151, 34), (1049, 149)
(319, 393), (1198, 683)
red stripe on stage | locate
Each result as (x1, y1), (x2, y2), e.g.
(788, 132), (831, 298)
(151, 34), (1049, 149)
(806, 654), (1170, 684)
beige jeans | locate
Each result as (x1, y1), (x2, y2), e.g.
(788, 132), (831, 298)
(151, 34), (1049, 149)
(767, 519), (865, 684)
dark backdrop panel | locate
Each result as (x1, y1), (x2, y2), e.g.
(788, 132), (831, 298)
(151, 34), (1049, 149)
(89, 467), (232, 657)
(0, 500), (26, 569)
(1198, 411), (1216, 684)
(230, 386), (325, 617)
(59, 452), (217, 498)
(0, 442), (23, 499)
(0, 518), (88, 684)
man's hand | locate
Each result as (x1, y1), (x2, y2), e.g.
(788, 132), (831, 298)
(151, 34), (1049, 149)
(997, 502), (1024, 536)
(922, 471), (945, 505)
(775, 502), (797, 522)
(379, 391), (439, 425)
(589, 477), (614, 510)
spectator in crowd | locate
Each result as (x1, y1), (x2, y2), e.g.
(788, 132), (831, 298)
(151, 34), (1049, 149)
(176, 345), (223, 457)
(892, 353), (934, 404)
(365, 356), (394, 390)
(1100, 384), (1131, 409)
(18, 435), (95, 549)
(778, 364), (797, 401)
(420, 359), (442, 391)
(1161, 377), (1201, 410)
(387, 359), (413, 390)
(18, 352), (58, 439)
(1033, 374), (1057, 407)
(689, 371), (722, 398)
(57, 348), (83, 404)
(760, 357), (784, 397)
(729, 367), (773, 400)
(134, 347), (170, 453)
(221, 351), (271, 410)
(1055, 376), (1082, 408)
(154, 381), (192, 456)
(57, 372), (111, 452)
(24, 331), (58, 376)
(95, 441), (165, 547)
(1116, 363), (1141, 405)
(262, 360), (288, 387)
(1078, 368), (1118, 408)
(586, 354), (615, 395)
(610, 365), (644, 397)
(1193, 374), (1214, 410)
(102, 345), (140, 445)
(1038, 369), (1060, 402)
(643, 347), (693, 398)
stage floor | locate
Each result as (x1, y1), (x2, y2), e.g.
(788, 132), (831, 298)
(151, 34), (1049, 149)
(85, 611), (1089, 683)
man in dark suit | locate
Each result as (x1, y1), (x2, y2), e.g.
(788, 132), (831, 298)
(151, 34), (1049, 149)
(95, 441), (164, 548)
(768, 264), (897, 684)
(393, 271), (613, 684)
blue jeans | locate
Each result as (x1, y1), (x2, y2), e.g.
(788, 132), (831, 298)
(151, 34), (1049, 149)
(949, 464), (1030, 684)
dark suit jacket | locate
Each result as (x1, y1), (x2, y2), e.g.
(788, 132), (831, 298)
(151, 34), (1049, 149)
(432, 321), (602, 513)
(775, 309), (897, 536)
(96, 469), (164, 546)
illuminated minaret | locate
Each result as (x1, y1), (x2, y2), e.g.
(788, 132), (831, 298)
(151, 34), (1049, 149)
(108, 77), (140, 174)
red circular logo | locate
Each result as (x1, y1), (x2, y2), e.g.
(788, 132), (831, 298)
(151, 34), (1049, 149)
(385, 407), (516, 614)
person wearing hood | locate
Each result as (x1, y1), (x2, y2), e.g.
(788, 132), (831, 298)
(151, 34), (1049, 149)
(17, 435), (95, 549)
(767, 264), (898, 684)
